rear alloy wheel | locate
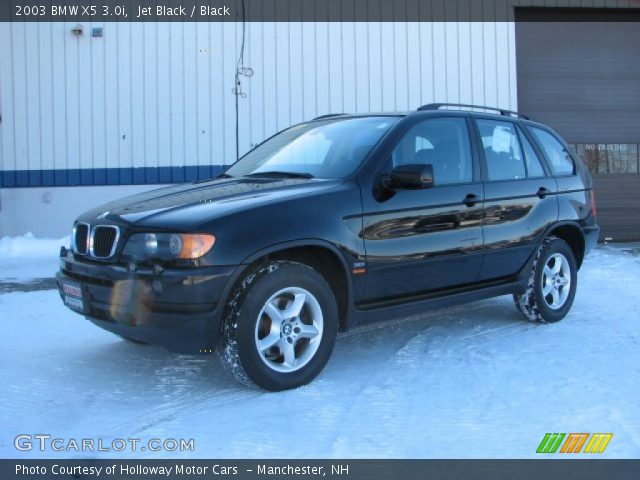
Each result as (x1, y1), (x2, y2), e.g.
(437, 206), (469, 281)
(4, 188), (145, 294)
(541, 253), (572, 310)
(218, 261), (338, 391)
(514, 237), (578, 323)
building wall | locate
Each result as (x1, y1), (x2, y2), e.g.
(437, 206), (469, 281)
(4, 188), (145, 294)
(0, 20), (517, 236)
(0, 185), (158, 237)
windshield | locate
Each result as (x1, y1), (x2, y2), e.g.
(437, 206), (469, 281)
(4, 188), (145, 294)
(225, 116), (400, 179)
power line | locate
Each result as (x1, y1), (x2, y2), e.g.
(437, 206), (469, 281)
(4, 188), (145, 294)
(232, 0), (253, 162)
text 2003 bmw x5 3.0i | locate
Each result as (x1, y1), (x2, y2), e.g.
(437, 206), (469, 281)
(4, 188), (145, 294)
(57, 103), (599, 391)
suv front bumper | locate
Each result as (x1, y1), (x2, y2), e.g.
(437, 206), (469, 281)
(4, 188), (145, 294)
(56, 249), (236, 353)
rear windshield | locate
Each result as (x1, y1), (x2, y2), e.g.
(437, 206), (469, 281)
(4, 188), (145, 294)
(225, 117), (400, 179)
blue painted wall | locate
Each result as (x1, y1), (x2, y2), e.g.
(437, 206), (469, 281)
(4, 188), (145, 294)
(0, 166), (225, 188)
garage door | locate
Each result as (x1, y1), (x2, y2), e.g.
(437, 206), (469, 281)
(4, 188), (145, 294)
(515, 9), (640, 241)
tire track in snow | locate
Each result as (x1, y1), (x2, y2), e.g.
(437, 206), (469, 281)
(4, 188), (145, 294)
(110, 357), (260, 436)
(113, 387), (260, 437)
(329, 300), (527, 457)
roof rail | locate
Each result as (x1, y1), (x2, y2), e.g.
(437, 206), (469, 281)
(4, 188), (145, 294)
(417, 103), (530, 120)
(313, 113), (346, 120)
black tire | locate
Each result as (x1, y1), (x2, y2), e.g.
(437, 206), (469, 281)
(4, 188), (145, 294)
(514, 237), (578, 323)
(218, 261), (339, 391)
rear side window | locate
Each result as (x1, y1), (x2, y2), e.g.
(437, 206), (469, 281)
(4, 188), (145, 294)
(518, 128), (546, 178)
(476, 119), (526, 181)
(530, 127), (574, 176)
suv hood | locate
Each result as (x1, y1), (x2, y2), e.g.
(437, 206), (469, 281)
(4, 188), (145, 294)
(79, 177), (342, 228)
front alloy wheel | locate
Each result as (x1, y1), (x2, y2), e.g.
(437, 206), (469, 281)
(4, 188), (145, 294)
(255, 287), (324, 373)
(219, 261), (338, 391)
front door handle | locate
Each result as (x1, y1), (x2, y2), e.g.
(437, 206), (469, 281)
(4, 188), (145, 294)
(537, 187), (551, 199)
(464, 194), (483, 207)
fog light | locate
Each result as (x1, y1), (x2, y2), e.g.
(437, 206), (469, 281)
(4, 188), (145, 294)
(151, 280), (163, 293)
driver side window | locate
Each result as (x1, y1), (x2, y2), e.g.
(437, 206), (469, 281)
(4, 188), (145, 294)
(391, 117), (473, 185)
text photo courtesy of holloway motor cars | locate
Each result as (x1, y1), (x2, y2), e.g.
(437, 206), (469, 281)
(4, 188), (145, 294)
(0, 1), (639, 479)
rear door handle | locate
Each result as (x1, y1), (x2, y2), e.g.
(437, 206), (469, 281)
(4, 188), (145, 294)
(464, 194), (483, 207)
(537, 187), (551, 199)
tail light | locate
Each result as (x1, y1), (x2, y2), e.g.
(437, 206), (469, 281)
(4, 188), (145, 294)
(590, 190), (597, 217)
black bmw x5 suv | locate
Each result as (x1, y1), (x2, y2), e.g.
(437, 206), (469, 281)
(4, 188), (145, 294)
(57, 103), (599, 390)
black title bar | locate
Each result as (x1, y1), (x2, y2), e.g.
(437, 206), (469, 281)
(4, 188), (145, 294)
(2, 459), (640, 480)
(2, 0), (640, 22)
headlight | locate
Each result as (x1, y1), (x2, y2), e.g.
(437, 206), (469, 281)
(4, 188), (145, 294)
(122, 233), (215, 262)
(144, 233), (158, 255)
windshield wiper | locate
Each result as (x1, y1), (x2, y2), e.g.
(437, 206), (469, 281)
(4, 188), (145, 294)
(192, 172), (232, 183)
(246, 171), (314, 179)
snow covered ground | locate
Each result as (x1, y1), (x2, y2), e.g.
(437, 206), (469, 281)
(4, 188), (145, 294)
(0, 233), (69, 282)
(0, 240), (638, 459)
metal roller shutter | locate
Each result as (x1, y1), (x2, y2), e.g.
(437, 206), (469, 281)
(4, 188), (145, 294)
(515, 9), (640, 241)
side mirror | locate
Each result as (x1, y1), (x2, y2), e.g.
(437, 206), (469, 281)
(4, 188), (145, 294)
(387, 164), (434, 189)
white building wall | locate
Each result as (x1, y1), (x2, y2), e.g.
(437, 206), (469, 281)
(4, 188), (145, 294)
(0, 21), (517, 236)
(0, 185), (158, 238)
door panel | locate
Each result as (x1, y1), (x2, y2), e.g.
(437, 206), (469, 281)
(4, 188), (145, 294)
(474, 117), (560, 280)
(363, 184), (482, 300)
(361, 115), (485, 301)
(479, 178), (558, 280)
(362, 185), (484, 300)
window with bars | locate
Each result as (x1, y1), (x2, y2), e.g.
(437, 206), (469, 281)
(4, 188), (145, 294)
(570, 144), (639, 174)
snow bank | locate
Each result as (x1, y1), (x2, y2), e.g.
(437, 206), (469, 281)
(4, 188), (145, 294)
(0, 233), (69, 281)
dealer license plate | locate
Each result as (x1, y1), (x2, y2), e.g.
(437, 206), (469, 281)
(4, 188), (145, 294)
(62, 280), (85, 312)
